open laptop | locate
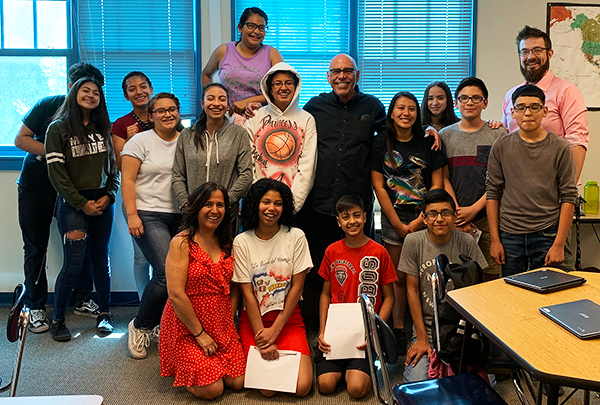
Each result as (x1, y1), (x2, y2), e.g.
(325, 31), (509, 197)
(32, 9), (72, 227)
(539, 299), (600, 339)
(504, 268), (586, 293)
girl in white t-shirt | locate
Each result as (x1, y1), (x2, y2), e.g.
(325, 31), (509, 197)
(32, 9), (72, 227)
(232, 178), (313, 397)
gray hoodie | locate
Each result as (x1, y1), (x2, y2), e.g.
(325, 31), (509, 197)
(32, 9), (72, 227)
(172, 119), (252, 209)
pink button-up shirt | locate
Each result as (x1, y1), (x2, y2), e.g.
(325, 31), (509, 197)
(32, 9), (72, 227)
(501, 70), (589, 149)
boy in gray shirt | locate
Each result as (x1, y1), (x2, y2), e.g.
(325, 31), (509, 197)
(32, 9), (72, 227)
(399, 189), (487, 383)
(486, 84), (577, 277)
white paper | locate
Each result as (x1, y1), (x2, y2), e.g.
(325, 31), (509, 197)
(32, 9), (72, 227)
(323, 302), (366, 360)
(244, 346), (301, 393)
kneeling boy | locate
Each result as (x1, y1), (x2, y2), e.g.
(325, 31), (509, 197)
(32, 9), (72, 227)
(399, 189), (487, 382)
(316, 195), (396, 399)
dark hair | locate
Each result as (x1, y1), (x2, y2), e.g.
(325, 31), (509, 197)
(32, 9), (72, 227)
(265, 70), (299, 104)
(180, 182), (232, 258)
(241, 178), (294, 231)
(511, 84), (546, 106)
(238, 7), (268, 29)
(191, 83), (229, 150)
(336, 195), (364, 216)
(516, 25), (552, 52)
(54, 77), (112, 157)
(385, 92), (424, 169)
(121, 71), (152, 96)
(421, 189), (456, 213)
(67, 63), (104, 86)
(148, 92), (180, 114)
(454, 77), (489, 100)
(421, 81), (459, 128)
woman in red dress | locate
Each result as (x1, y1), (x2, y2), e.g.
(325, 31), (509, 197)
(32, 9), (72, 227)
(159, 182), (245, 399)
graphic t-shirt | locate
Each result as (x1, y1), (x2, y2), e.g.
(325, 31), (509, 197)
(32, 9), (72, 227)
(319, 239), (397, 313)
(232, 226), (312, 316)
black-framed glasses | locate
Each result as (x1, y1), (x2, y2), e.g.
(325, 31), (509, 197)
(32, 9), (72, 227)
(424, 210), (455, 219)
(329, 68), (355, 76)
(244, 22), (268, 32)
(456, 95), (485, 104)
(151, 106), (179, 116)
(519, 47), (549, 57)
(271, 80), (295, 89)
(513, 103), (544, 113)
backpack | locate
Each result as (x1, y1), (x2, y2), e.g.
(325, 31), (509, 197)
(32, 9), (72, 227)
(432, 254), (489, 370)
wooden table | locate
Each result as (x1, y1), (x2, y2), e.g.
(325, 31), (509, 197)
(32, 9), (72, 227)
(0, 395), (103, 404)
(447, 270), (600, 405)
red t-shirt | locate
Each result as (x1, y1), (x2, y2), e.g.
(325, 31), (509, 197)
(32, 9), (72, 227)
(319, 239), (397, 313)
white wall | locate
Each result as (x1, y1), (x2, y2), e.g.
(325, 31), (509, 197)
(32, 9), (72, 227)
(1, 0), (598, 293)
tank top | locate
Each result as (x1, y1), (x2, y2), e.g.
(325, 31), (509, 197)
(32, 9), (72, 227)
(219, 41), (272, 108)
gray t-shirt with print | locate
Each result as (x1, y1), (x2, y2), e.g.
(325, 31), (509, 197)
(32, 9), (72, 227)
(398, 229), (488, 338)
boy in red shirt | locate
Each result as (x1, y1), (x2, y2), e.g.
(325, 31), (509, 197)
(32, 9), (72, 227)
(316, 195), (396, 399)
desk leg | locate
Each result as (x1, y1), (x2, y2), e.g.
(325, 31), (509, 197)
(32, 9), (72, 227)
(458, 321), (473, 374)
(547, 384), (559, 405)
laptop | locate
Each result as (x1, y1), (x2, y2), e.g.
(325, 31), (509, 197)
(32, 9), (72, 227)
(539, 299), (600, 339)
(504, 268), (586, 293)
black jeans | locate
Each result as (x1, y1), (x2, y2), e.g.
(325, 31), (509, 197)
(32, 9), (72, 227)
(18, 186), (92, 310)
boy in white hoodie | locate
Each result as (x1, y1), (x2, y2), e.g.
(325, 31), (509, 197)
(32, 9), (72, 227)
(244, 62), (317, 213)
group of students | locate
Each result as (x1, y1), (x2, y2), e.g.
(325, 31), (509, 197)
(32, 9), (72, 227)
(14, 4), (580, 401)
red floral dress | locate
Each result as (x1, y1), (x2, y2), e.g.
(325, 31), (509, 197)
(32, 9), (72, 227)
(159, 239), (246, 387)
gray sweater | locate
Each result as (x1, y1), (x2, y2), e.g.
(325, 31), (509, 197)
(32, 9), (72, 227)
(486, 131), (577, 234)
(172, 120), (252, 209)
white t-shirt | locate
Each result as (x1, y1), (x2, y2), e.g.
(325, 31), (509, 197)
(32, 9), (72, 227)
(232, 226), (312, 316)
(121, 129), (179, 213)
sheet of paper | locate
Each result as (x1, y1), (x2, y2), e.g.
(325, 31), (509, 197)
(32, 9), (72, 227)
(244, 346), (301, 393)
(323, 302), (366, 360)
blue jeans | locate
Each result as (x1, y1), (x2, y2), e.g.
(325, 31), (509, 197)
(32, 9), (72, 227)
(403, 337), (434, 383)
(500, 225), (558, 277)
(53, 189), (114, 322)
(121, 202), (151, 299)
(132, 210), (181, 329)
(18, 186), (91, 310)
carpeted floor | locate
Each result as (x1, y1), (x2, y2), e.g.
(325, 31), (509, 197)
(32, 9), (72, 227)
(0, 306), (598, 404)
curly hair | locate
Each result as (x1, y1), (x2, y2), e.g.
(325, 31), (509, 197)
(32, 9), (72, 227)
(179, 182), (233, 258)
(241, 178), (294, 231)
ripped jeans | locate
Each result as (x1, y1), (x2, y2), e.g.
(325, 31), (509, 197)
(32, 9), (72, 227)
(499, 224), (558, 277)
(53, 189), (114, 322)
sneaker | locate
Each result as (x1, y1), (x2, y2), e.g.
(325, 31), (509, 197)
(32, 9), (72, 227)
(128, 319), (150, 359)
(74, 299), (100, 318)
(394, 328), (407, 357)
(149, 324), (160, 344)
(50, 320), (71, 342)
(96, 314), (114, 334)
(28, 309), (50, 333)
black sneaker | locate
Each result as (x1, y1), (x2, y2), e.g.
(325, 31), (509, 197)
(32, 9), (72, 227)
(96, 314), (114, 334)
(394, 328), (407, 356)
(50, 320), (71, 342)
(74, 299), (100, 318)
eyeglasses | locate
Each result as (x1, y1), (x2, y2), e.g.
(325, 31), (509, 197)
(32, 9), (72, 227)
(513, 103), (544, 113)
(519, 47), (549, 57)
(329, 68), (355, 77)
(272, 80), (295, 89)
(244, 22), (268, 32)
(456, 95), (485, 104)
(424, 210), (455, 219)
(151, 106), (179, 116)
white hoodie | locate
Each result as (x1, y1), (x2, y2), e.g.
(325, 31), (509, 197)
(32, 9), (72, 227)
(244, 62), (317, 212)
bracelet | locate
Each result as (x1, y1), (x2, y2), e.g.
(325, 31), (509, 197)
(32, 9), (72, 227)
(192, 328), (204, 338)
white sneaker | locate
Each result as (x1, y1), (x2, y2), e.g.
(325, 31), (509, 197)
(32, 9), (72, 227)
(149, 324), (160, 344)
(128, 319), (150, 359)
(28, 309), (50, 333)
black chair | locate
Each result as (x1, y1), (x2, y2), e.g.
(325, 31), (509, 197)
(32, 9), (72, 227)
(0, 284), (30, 397)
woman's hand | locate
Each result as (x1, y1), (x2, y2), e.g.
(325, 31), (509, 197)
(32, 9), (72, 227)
(196, 332), (218, 357)
(394, 223), (412, 239)
(254, 326), (280, 349)
(487, 120), (504, 130)
(317, 333), (331, 354)
(259, 344), (279, 360)
(244, 102), (263, 119)
(95, 195), (111, 212)
(82, 200), (103, 216)
(424, 127), (442, 151)
(126, 123), (141, 140)
(230, 99), (251, 116)
(127, 214), (144, 238)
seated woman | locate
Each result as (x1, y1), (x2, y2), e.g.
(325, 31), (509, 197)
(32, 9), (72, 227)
(232, 178), (313, 397)
(121, 93), (182, 359)
(159, 182), (245, 400)
(244, 61), (317, 213)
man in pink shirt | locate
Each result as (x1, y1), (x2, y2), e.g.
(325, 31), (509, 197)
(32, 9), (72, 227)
(501, 25), (589, 182)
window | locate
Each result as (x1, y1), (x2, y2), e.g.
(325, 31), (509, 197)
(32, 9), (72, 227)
(0, 0), (72, 152)
(233, 0), (473, 108)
